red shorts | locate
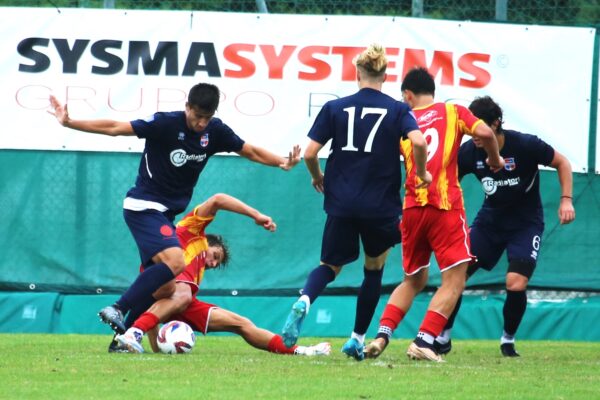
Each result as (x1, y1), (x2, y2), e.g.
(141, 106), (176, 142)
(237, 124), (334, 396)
(400, 206), (475, 275)
(170, 297), (217, 335)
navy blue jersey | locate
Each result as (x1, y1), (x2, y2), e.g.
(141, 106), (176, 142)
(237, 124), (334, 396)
(308, 88), (418, 218)
(458, 130), (554, 224)
(128, 112), (245, 214)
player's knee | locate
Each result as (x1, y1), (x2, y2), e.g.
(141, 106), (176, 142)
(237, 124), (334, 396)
(232, 315), (255, 335)
(164, 256), (186, 275)
(171, 287), (193, 313)
(170, 261), (186, 275)
(506, 260), (533, 290)
(405, 272), (427, 291)
(321, 263), (341, 276)
(238, 316), (254, 329)
(364, 252), (389, 270)
(506, 274), (528, 291)
(153, 280), (176, 299)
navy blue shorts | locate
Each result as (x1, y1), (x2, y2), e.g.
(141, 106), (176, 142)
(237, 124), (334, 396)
(320, 214), (401, 267)
(470, 217), (544, 272)
(123, 209), (181, 266)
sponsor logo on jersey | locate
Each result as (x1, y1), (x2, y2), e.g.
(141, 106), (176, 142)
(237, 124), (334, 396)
(178, 132), (185, 141)
(200, 133), (209, 147)
(476, 160), (485, 169)
(417, 110), (443, 127)
(418, 110), (438, 124)
(504, 157), (516, 171)
(481, 176), (521, 195)
(481, 177), (497, 195)
(170, 149), (207, 167)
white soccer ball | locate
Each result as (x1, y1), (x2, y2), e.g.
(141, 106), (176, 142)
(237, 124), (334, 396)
(157, 320), (196, 354)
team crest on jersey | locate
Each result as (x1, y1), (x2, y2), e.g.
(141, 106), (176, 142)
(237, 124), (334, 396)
(178, 132), (185, 141)
(200, 133), (209, 147)
(476, 161), (485, 169)
(504, 157), (516, 171)
(418, 110), (438, 125)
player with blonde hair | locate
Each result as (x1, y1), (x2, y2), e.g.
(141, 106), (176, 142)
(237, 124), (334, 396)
(281, 44), (431, 360)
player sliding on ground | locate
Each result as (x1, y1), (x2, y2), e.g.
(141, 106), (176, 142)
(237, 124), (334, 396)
(114, 193), (330, 357)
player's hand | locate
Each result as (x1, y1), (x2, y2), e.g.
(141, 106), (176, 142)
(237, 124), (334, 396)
(486, 156), (505, 173)
(47, 95), (69, 126)
(255, 213), (277, 232)
(415, 170), (433, 189)
(558, 197), (575, 224)
(279, 145), (301, 171)
(311, 173), (324, 193)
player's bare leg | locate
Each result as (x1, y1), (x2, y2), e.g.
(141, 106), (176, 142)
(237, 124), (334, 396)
(208, 308), (330, 356)
(407, 263), (467, 362)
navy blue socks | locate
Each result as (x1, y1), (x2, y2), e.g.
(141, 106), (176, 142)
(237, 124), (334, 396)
(116, 263), (175, 314)
(302, 264), (336, 303)
(354, 267), (384, 335)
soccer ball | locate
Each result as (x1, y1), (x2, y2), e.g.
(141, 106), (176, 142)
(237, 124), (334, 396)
(157, 320), (196, 354)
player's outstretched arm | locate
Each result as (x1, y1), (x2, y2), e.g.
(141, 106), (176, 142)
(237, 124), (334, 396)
(550, 150), (575, 224)
(194, 193), (277, 232)
(407, 129), (432, 188)
(47, 95), (135, 137)
(237, 143), (301, 171)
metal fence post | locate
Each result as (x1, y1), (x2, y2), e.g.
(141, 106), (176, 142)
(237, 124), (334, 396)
(495, 0), (507, 21)
(256, 0), (269, 13)
(412, 0), (423, 18)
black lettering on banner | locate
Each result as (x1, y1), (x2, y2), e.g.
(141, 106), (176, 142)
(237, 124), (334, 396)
(17, 37), (51, 73)
(91, 40), (124, 75)
(53, 38), (90, 74)
(182, 42), (221, 77)
(127, 41), (178, 76)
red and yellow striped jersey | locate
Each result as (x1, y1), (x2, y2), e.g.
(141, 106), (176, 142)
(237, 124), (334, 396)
(175, 207), (214, 289)
(401, 102), (482, 211)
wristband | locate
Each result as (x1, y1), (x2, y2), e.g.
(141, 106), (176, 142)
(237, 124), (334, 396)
(560, 195), (572, 199)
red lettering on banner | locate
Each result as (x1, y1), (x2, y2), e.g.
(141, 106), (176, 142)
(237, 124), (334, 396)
(298, 46), (331, 81)
(15, 85), (52, 109)
(385, 47), (400, 82)
(259, 45), (296, 79)
(400, 48), (493, 88)
(457, 53), (491, 88)
(234, 91), (275, 116)
(403, 49), (454, 85)
(428, 51), (454, 86)
(331, 46), (364, 81)
(223, 43), (256, 78)
(66, 86), (97, 111)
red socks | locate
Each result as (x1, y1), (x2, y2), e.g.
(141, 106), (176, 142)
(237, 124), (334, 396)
(419, 310), (448, 337)
(379, 303), (406, 331)
(133, 312), (159, 333)
(267, 335), (297, 354)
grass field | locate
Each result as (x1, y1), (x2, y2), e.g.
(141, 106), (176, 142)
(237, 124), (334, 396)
(1, 334), (599, 400)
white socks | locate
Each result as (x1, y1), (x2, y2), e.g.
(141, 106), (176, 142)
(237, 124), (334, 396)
(350, 332), (365, 345)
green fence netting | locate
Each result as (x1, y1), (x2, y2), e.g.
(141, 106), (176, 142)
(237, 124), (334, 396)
(1, 150), (598, 294)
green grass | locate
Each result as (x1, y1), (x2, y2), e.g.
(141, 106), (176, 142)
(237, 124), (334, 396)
(1, 335), (599, 400)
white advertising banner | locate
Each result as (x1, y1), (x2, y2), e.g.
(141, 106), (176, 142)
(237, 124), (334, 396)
(0, 7), (595, 172)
